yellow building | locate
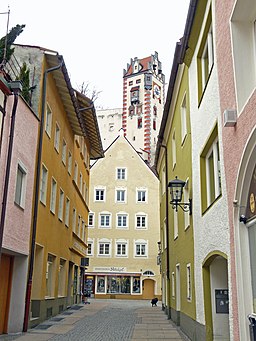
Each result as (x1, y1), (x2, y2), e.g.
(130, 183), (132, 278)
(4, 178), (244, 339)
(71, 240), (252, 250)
(86, 132), (161, 300)
(13, 46), (103, 327)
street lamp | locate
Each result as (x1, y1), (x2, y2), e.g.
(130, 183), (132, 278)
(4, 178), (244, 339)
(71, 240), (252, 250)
(168, 176), (192, 215)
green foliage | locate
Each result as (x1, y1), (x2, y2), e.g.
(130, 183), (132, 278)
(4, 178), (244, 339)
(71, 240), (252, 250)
(18, 62), (30, 103)
(0, 24), (25, 64)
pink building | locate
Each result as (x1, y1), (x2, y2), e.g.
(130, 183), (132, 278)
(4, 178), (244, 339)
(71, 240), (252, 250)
(216, 0), (256, 339)
(0, 75), (39, 334)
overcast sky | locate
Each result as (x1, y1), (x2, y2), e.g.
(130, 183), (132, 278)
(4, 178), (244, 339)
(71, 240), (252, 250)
(1, 0), (190, 109)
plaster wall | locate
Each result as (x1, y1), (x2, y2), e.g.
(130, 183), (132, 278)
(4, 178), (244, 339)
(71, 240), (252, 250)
(188, 0), (230, 326)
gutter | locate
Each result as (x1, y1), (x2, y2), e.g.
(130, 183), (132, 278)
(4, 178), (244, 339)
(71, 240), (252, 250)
(23, 56), (64, 332)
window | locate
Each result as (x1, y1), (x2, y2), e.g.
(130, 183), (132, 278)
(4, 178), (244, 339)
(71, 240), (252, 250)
(79, 173), (83, 193)
(68, 151), (72, 175)
(117, 213), (128, 229)
(98, 241), (111, 256)
(153, 119), (156, 130)
(46, 254), (55, 297)
(87, 239), (94, 255)
(65, 197), (70, 227)
(72, 208), (76, 232)
(97, 276), (106, 293)
(172, 131), (176, 169)
(143, 270), (155, 276)
(45, 104), (52, 137)
(109, 123), (114, 131)
(197, 11), (214, 101)
(136, 79), (141, 84)
(116, 241), (128, 257)
(54, 123), (60, 152)
(88, 213), (94, 227)
(14, 163), (27, 208)
(58, 189), (64, 221)
(181, 93), (187, 142)
(136, 214), (147, 229)
(50, 178), (57, 214)
(62, 139), (67, 165)
(132, 277), (141, 293)
(116, 189), (126, 203)
(187, 264), (192, 301)
(200, 126), (222, 211)
(117, 168), (126, 180)
(129, 81), (133, 86)
(95, 188), (105, 202)
(77, 215), (81, 235)
(172, 272), (175, 298)
(107, 276), (131, 294)
(74, 162), (78, 184)
(81, 220), (85, 241)
(99, 213), (111, 228)
(135, 240), (147, 257)
(137, 117), (142, 129)
(58, 259), (66, 297)
(40, 164), (48, 205)
(137, 189), (147, 203)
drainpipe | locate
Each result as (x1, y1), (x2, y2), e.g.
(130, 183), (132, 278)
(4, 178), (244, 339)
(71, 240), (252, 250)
(0, 81), (22, 263)
(23, 56), (64, 332)
(160, 143), (171, 318)
(0, 95), (7, 158)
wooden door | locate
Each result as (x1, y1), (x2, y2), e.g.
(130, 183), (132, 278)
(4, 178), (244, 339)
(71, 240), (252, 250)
(142, 279), (155, 299)
(0, 254), (12, 334)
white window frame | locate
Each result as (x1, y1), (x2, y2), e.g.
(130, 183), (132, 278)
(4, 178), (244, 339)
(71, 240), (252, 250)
(187, 263), (192, 301)
(181, 93), (187, 143)
(50, 177), (57, 214)
(98, 239), (111, 256)
(115, 240), (128, 257)
(68, 151), (72, 175)
(54, 122), (60, 152)
(40, 164), (48, 205)
(62, 139), (67, 165)
(206, 138), (221, 206)
(116, 187), (127, 203)
(87, 238), (94, 256)
(58, 188), (64, 221)
(94, 187), (106, 202)
(116, 167), (127, 180)
(116, 213), (128, 229)
(135, 213), (147, 229)
(99, 212), (111, 228)
(88, 212), (95, 227)
(65, 197), (70, 227)
(201, 24), (214, 90)
(134, 240), (148, 257)
(136, 188), (147, 203)
(172, 130), (176, 169)
(45, 103), (52, 137)
(14, 161), (27, 208)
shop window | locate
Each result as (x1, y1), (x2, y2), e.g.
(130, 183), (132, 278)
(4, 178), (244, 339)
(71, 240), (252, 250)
(46, 254), (55, 297)
(107, 276), (131, 294)
(132, 277), (141, 293)
(97, 276), (105, 293)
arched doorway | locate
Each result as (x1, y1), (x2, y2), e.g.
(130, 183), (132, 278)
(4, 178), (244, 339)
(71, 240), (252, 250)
(203, 252), (230, 341)
(142, 279), (155, 299)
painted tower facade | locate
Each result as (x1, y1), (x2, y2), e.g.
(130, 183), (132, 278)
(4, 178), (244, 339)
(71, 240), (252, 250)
(122, 52), (165, 165)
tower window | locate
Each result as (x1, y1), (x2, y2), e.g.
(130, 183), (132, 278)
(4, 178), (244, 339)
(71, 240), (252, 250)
(138, 117), (142, 129)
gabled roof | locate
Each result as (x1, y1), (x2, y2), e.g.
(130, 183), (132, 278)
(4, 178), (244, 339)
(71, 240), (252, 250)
(124, 56), (151, 77)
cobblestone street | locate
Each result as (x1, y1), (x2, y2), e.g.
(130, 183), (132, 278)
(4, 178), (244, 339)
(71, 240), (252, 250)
(0, 299), (188, 341)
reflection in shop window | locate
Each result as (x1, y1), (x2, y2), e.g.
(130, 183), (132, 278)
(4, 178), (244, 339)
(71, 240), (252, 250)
(107, 276), (131, 294)
(97, 276), (105, 293)
(132, 277), (141, 293)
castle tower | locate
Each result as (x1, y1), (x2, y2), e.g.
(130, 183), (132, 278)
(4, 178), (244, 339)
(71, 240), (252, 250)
(122, 51), (165, 165)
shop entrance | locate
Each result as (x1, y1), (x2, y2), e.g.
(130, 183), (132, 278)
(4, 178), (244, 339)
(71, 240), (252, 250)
(142, 279), (155, 299)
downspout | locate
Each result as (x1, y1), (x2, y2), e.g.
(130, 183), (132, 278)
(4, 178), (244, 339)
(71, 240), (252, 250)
(0, 95), (7, 157)
(0, 83), (21, 262)
(23, 56), (64, 332)
(160, 143), (171, 318)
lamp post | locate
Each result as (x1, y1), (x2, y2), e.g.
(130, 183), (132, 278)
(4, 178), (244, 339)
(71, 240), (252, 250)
(168, 176), (192, 215)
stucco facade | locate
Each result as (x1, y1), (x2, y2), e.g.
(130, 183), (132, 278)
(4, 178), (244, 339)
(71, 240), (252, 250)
(86, 133), (161, 300)
(0, 80), (39, 333)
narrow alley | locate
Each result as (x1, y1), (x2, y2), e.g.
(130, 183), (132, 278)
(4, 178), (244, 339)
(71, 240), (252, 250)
(0, 299), (188, 341)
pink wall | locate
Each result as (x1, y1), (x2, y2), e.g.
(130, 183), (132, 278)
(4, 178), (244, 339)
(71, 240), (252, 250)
(215, 1), (256, 340)
(0, 95), (38, 255)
